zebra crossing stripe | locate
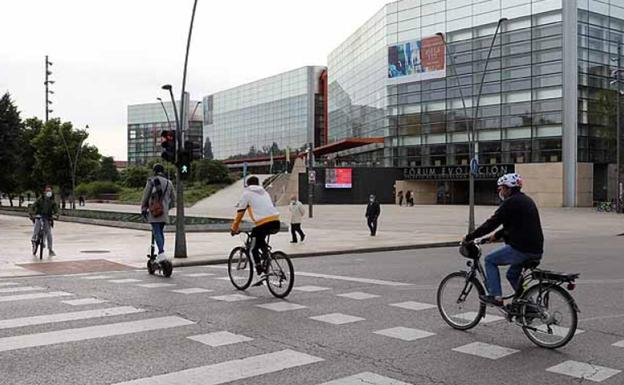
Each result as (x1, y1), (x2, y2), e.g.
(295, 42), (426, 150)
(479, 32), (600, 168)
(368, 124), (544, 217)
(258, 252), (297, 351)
(0, 316), (194, 353)
(0, 282), (19, 287)
(112, 349), (323, 385)
(319, 372), (412, 385)
(0, 306), (143, 330)
(0, 286), (45, 294)
(0, 291), (73, 303)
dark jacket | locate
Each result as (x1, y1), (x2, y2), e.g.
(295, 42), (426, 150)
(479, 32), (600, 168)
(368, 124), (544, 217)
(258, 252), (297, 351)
(29, 196), (59, 218)
(366, 201), (381, 218)
(465, 191), (544, 255)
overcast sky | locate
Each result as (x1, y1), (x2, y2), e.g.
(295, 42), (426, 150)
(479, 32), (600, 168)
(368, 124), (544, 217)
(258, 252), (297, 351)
(0, 0), (389, 160)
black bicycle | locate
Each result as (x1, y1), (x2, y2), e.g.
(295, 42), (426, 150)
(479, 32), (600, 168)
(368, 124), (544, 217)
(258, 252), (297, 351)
(228, 231), (294, 298)
(31, 215), (51, 260)
(437, 239), (580, 349)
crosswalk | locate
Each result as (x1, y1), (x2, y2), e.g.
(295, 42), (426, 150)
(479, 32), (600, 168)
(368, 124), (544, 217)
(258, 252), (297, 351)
(0, 269), (622, 385)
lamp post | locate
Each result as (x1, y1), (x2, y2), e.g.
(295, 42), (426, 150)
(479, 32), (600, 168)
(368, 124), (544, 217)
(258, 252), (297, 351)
(44, 56), (54, 122)
(156, 97), (172, 130)
(611, 43), (622, 213)
(58, 124), (88, 210)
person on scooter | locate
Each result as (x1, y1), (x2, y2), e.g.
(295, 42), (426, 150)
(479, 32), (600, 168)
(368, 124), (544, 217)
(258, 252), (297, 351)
(141, 164), (175, 262)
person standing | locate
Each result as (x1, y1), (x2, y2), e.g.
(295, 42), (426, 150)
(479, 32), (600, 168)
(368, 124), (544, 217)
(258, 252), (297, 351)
(365, 194), (381, 236)
(397, 190), (404, 206)
(288, 194), (306, 243)
(405, 190), (412, 207)
(29, 185), (59, 257)
(141, 164), (176, 262)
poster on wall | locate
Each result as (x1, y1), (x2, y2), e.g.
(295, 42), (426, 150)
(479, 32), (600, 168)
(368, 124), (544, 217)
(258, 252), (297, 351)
(325, 168), (352, 189)
(387, 35), (446, 84)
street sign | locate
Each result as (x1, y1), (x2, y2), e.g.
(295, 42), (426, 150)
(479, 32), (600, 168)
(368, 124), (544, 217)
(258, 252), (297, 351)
(308, 170), (316, 183)
(470, 157), (479, 176)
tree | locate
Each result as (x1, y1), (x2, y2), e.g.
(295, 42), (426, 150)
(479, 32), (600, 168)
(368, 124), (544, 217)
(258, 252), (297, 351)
(122, 166), (151, 188)
(96, 156), (120, 182)
(17, 118), (44, 194)
(0, 93), (22, 205)
(193, 160), (231, 184)
(203, 137), (214, 160)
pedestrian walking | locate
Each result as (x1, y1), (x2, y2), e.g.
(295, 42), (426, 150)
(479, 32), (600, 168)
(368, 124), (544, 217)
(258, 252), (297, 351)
(79, 193), (85, 207)
(397, 190), (404, 206)
(405, 191), (412, 207)
(288, 195), (306, 243)
(141, 164), (176, 262)
(365, 194), (381, 236)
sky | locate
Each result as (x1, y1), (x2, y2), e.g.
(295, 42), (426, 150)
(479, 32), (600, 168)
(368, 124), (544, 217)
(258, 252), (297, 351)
(0, 0), (389, 160)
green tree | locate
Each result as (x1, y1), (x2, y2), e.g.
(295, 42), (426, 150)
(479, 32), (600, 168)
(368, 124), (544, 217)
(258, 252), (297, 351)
(193, 159), (231, 184)
(17, 118), (45, 194)
(96, 156), (120, 182)
(0, 93), (22, 205)
(203, 136), (214, 160)
(122, 165), (151, 188)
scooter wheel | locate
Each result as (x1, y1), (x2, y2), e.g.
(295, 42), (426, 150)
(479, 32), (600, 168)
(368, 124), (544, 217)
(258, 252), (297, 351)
(147, 260), (155, 275)
(161, 260), (173, 278)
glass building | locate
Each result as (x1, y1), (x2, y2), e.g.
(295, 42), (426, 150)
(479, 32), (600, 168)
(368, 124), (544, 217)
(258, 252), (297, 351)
(203, 66), (326, 167)
(127, 99), (203, 165)
(324, 0), (624, 206)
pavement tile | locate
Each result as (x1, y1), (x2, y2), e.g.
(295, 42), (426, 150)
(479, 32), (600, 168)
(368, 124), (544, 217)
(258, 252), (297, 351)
(336, 292), (380, 300)
(188, 331), (253, 347)
(373, 327), (435, 341)
(390, 301), (436, 311)
(546, 360), (621, 382)
(256, 302), (307, 312)
(310, 313), (365, 325)
(452, 342), (519, 360)
(210, 294), (255, 302)
(293, 285), (332, 292)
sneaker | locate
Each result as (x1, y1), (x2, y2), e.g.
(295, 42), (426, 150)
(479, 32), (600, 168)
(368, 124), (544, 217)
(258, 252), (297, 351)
(251, 273), (268, 287)
(155, 252), (168, 263)
(479, 295), (504, 307)
(301, 234), (305, 242)
(48, 250), (56, 257)
(290, 240), (298, 243)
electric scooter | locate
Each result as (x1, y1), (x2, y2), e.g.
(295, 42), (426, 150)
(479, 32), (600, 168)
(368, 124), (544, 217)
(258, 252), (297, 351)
(147, 233), (173, 277)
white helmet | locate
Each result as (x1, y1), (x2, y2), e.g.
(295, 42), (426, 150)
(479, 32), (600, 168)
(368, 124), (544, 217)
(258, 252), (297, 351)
(497, 173), (523, 188)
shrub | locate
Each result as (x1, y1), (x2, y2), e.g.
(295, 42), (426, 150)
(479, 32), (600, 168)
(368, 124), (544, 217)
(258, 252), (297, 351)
(122, 166), (151, 188)
(193, 160), (233, 184)
(75, 181), (122, 198)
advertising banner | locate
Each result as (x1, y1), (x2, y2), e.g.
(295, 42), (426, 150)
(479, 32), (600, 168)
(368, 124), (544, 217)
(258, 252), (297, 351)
(388, 35), (446, 84)
(325, 168), (352, 189)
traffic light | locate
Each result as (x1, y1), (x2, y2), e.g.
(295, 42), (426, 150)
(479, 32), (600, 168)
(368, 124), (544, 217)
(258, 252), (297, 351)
(160, 130), (176, 163)
(178, 141), (194, 179)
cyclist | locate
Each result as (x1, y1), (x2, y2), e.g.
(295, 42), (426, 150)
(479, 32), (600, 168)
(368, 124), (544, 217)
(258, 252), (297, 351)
(463, 173), (544, 307)
(29, 185), (59, 257)
(231, 175), (280, 286)
(141, 164), (175, 263)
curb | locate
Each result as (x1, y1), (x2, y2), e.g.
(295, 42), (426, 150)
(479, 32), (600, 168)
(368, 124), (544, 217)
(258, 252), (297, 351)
(171, 241), (458, 268)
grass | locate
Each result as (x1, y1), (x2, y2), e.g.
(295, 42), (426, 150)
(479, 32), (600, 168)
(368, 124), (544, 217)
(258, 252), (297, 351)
(118, 182), (228, 206)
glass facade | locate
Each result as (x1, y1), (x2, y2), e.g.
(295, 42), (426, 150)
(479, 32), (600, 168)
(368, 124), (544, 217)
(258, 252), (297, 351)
(127, 100), (203, 165)
(203, 66), (326, 161)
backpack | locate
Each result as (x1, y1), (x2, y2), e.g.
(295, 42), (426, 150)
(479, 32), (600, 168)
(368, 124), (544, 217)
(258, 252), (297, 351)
(148, 177), (168, 217)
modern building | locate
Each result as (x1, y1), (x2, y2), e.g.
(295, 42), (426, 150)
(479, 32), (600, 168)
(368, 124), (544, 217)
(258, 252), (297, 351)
(127, 98), (203, 165)
(313, 0), (624, 207)
(203, 66), (327, 170)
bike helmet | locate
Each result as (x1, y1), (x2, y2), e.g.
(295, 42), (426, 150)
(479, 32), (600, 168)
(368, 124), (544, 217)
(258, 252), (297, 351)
(497, 173), (523, 188)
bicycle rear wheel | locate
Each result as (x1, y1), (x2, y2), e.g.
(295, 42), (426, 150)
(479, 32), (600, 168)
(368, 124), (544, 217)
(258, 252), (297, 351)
(520, 284), (578, 349)
(266, 251), (294, 298)
(437, 271), (486, 330)
(228, 247), (253, 290)
(38, 233), (44, 260)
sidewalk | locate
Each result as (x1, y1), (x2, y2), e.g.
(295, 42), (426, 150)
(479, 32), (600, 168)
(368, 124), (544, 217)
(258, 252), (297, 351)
(1, 204), (623, 277)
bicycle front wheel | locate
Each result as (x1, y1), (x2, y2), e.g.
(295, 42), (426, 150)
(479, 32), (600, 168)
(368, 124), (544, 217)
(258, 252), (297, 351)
(437, 271), (486, 330)
(520, 284), (578, 349)
(228, 247), (253, 290)
(266, 251), (294, 298)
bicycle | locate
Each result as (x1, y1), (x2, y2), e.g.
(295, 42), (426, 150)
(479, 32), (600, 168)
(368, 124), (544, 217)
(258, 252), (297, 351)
(228, 231), (294, 298)
(437, 239), (580, 349)
(30, 215), (52, 260)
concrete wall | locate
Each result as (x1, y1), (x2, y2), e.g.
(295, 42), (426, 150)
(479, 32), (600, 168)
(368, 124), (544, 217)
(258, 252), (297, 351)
(394, 181), (436, 204)
(576, 163), (593, 207)
(516, 163), (564, 207)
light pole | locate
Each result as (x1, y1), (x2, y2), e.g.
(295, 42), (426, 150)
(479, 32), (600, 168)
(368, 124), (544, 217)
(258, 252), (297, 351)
(156, 97), (172, 130)
(307, 143), (314, 218)
(611, 43), (622, 213)
(44, 56), (54, 122)
(58, 124), (88, 210)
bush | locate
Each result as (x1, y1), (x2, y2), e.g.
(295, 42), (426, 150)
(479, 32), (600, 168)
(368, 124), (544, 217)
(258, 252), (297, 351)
(193, 160), (232, 184)
(75, 181), (122, 198)
(122, 166), (151, 188)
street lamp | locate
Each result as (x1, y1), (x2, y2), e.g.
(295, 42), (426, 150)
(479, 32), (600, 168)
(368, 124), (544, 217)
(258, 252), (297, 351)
(58, 124), (88, 210)
(610, 43), (622, 213)
(156, 97), (172, 130)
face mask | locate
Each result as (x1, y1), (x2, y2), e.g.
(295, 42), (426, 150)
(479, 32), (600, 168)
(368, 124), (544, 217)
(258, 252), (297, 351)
(498, 191), (505, 201)
(369, 198), (374, 202)
(45, 191), (52, 198)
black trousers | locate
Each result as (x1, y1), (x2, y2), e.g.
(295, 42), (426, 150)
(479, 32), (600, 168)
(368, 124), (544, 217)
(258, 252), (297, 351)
(290, 223), (305, 242)
(250, 220), (281, 272)
(367, 216), (378, 236)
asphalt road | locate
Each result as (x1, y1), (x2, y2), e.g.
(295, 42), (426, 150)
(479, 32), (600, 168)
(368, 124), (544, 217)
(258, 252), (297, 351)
(0, 235), (623, 385)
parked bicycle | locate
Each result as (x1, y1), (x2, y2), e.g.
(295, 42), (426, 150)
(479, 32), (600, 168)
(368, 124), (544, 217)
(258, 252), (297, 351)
(228, 231), (294, 298)
(437, 239), (580, 349)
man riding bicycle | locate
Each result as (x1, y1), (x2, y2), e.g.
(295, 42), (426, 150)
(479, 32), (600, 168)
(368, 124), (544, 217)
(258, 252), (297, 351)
(463, 173), (544, 307)
(29, 185), (59, 257)
(231, 175), (281, 286)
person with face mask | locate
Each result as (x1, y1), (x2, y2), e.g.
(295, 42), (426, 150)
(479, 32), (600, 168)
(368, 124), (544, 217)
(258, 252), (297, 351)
(463, 173), (544, 307)
(288, 194), (306, 243)
(365, 194), (381, 236)
(29, 185), (59, 257)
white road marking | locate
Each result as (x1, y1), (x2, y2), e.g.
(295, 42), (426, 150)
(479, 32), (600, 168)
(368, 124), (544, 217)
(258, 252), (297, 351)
(210, 294), (255, 302)
(256, 302), (307, 312)
(0, 282), (19, 287)
(188, 331), (252, 347)
(390, 301), (436, 311)
(613, 340), (624, 348)
(296, 272), (412, 287)
(546, 360), (621, 382)
(113, 349), (323, 385)
(0, 291), (73, 303)
(0, 306), (143, 330)
(336, 292), (380, 300)
(310, 313), (365, 325)
(136, 283), (177, 288)
(80, 275), (114, 280)
(294, 285), (331, 292)
(373, 327), (435, 341)
(109, 279), (142, 283)
(534, 325), (585, 337)
(182, 273), (215, 277)
(452, 342), (519, 360)
(0, 286), (44, 293)
(0, 316), (194, 353)
(171, 288), (213, 295)
(62, 298), (108, 306)
(214, 277), (232, 281)
(455, 312), (504, 323)
(319, 372), (412, 385)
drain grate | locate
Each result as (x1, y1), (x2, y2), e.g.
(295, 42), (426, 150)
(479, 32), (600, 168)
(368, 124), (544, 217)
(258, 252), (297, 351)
(80, 250), (111, 254)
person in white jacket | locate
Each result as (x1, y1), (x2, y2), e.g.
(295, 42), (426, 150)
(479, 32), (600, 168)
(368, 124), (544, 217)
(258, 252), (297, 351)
(288, 195), (306, 243)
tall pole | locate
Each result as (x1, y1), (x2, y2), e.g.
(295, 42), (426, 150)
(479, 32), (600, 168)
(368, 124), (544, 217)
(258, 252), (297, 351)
(307, 143), (314, 218)
(44, 56), (53, 122)
(157, 97), (172, 130)
(617, 44), (622, 213)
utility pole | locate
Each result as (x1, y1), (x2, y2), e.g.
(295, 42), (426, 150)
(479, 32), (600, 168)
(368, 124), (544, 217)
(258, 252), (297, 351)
(613, 44), (622, 213)
(307, 143), (314, 218)
(44, 56), (54, 122)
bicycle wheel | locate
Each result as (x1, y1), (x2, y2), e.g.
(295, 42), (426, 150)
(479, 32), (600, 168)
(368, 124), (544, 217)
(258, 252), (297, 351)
(147, 260), (155, 275)
(265, 251), (294, 298)
(228, 247), (253, 290)
(520, 284), (578, 349)
(161, 260), (173, 278)
(38, 233), (44, 260)
(437, 271), (486, 330)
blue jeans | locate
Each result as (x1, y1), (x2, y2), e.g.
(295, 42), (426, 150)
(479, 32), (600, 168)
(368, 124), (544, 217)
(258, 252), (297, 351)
(484, 245), (542, 297)
(150, 223), (165, 254)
